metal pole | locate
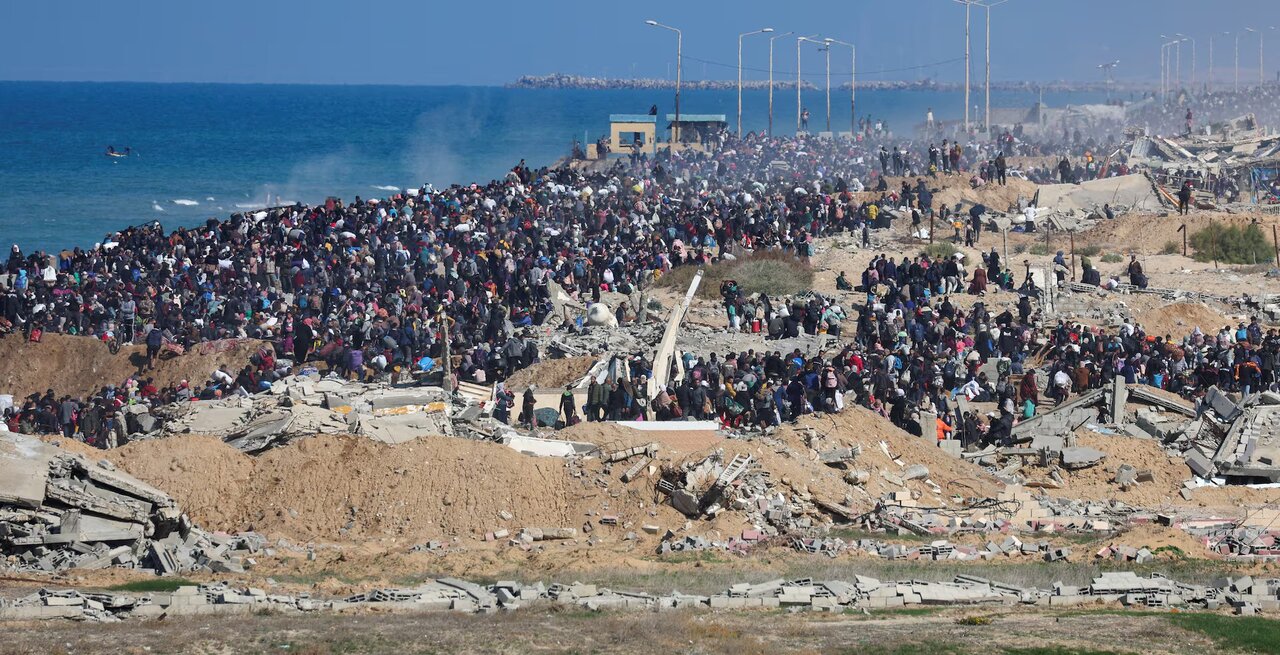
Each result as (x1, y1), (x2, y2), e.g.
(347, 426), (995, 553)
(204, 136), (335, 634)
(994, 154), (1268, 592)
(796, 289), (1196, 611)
(1209, 35), (1214, 91)
(796, 37), (802, 132)
(738, 34), (743, 137)
(1162, 42), (1172, 99)
(737, 30), (773, 139)
(675, 29), (681, 145)
(851, 46), (856, 135)
(1273, 224), (1279, 267)
(825, 45), (831, 132)
(964, 0), (971, 132)
(1236, 33), (1240, 92)
(985, 3), (991, 135)
(1175, 40), (1181, 87)
(1191, 38), (1196, 87)
(1262, 29), (1266, 86)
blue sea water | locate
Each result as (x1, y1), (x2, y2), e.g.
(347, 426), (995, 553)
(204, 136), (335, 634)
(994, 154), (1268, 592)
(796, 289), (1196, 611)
(0, 81), (1108, 253)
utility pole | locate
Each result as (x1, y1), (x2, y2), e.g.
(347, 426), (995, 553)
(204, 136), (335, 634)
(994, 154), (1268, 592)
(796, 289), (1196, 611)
(1236, 30), (1244, 92)
(737, 28), (774, 137)
(797, 35), (823, 133)
(645, 20), (683, 145)
(767, 31), (792, 137)
(964, 0), (971, 132)
(1209, 34), (1214, 91)
(824, 43), (831, 132)
(827, 38), (856, 137)
(979, 1), (1010, 134)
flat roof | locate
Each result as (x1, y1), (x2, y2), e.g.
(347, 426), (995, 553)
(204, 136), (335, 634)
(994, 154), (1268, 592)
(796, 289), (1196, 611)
(610, 114), (658, 123)
(665, 114), (727, 123)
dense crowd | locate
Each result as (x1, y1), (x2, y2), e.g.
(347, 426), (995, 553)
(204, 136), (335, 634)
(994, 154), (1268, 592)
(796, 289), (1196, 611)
(3, 125), (1277, 448)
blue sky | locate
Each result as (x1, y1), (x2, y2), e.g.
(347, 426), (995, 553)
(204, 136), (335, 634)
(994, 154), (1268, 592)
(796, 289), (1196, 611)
(0, 0), (1273, 85)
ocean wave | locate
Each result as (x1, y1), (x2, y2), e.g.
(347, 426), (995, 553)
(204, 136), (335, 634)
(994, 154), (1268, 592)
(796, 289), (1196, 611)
(151, 202), (165, 212)
(171, 199), (200, 206)
(234, 203), (264, 209)
(372, 185), (401, 192)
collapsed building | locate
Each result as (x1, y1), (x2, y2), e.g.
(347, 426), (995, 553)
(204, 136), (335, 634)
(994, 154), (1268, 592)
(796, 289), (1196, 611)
(0, 432), (263, 575)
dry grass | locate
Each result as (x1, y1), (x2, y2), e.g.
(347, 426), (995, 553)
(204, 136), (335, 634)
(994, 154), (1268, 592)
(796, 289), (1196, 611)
(1, 605), (1231, 654)
(655, 250), (815, 299)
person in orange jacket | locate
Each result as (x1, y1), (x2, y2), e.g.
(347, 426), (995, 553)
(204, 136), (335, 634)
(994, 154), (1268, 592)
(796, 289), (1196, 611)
(936, 411), (954, 442)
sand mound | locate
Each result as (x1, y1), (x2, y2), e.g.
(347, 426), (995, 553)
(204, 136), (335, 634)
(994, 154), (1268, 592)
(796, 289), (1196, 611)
(0, 333), (264, 400)
(504, 355), (596, 391)
(797, 408), (1001, 500)
(104, 434), (597, 542)
(931, 176), (1039, 213)
(106, 435), (256, 530)
(1135, 302), (1233, 338)
(1077, 212), (1280, 256)
(1042, 433), (1189, 507)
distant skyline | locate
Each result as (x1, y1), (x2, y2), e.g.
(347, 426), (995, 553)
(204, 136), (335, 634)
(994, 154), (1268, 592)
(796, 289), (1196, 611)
(1, 0), (1275, 86)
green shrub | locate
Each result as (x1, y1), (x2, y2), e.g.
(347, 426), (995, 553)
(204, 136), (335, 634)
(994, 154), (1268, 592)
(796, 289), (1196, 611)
(1012, 243), (1028, 254)
(1160, 240), (1181, 255)
(1076, 244), (1102, 257)
(1188, 222), (1275, 265)
(1100, 253), (1123, 264)
(654, 249), (814, 299)
(1028, 243), (1050, 256)
(921, 241), (958, 260)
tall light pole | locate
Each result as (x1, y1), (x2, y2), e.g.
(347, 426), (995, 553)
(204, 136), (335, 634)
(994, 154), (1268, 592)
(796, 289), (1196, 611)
(976, 0), (1009, 135)
(1184, 36), (1196, 88)
(645, 20), (682, 144)
(1098, 60), (1119, 99)
(1209, 33), (1218, 91)
(767, 31), (792, 136)
(826, 38), (856, 137)
(1262, 27), (1275, 86)
(1237, 29), (1250, 92)
(1175, 33), (1185, 88)
(797, 35), (823, 133)
(1160, 35), (1178, 100)
(738, 27), (774, 137)
(954, 0), (973, 132)
(1165, 40), (1177, 97)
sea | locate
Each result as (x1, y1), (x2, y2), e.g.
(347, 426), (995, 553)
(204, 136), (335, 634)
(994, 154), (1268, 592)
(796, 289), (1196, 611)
(0, 81), (1109, 254)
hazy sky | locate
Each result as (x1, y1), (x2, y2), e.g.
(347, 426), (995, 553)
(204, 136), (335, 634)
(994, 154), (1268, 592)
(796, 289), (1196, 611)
(1, 0), (1273, 85)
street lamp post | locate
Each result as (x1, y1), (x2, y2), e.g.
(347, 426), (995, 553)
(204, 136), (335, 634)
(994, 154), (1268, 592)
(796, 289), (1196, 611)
(976, 0), (1010, 135)
(1209, 33), (1216, 91)
(957, 0), (973, 132)
(767, 31), (792, 136)
(797, 35), (823, 133)
(826, 38), (856, 137)
(822, 43), (831, 132)
(645, 20), (682, 145)
(1175, 33), (1185, 88)
(1237, 29), (1251, 92)
(738, 27), (774, 137)
(1160, 36), (1177, 100)
(1262, 27), (1276, 86)
(1184, 36), (1196, 88)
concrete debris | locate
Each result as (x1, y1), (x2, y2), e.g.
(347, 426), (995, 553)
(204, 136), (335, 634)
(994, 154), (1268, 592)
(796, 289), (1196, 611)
(0, 432), (261, 576)
(3, 571), (1278, 621)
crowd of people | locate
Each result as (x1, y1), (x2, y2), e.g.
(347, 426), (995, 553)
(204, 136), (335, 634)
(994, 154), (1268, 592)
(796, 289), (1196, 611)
(2, 119), (1277, 448)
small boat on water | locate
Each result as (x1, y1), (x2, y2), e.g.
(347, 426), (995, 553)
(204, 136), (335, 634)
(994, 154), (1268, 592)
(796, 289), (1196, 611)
(105, 146), (133, 158)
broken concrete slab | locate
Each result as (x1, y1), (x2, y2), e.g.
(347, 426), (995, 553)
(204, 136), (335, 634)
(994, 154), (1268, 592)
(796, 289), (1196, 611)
(1061, 447), (1107, 470)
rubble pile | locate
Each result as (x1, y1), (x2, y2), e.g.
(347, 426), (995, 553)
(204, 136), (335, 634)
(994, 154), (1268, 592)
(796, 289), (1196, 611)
(4, 572), (1279, 621)
(0, 432), (262, 575)
(147, 374), (520, 453)
(953, 379), (1280, 487)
